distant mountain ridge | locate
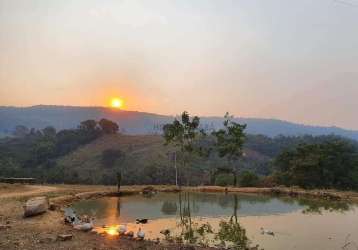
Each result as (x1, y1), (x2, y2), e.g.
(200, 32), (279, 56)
(1, 105), (358, 140)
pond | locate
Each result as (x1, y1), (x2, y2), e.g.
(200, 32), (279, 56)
(72, 192), (358, 250)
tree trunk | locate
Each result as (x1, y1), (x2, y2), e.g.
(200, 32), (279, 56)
(174, 151), (178, 187)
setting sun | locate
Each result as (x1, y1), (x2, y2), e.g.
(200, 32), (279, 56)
(111, 98), (123, 109)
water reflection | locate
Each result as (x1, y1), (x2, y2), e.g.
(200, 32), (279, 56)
(215, 194), (249, 249)
(72, 192), (354, 222)
(72, 192), (356, 249)
(298, 197), (351, 214)
(168, 193), (250, 249)
(161, 201), (177, 215)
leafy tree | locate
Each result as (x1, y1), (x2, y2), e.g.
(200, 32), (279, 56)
(99, 119), (119, 134)
(0, 157), (21, 177)
(33, 138), (56, 164)
(212, 113), (246, 186)
(42, 126), (56, 138)
(55, 129), (80, 155)
(79, 120), (97, 131)
(163, 111), (203, 187)
(275, 139), (358, 189)
(239, 171), (259, 187)
(215, 173), (235, 186)
(13, 125), (29, 137)
(45, 165), (65, 183)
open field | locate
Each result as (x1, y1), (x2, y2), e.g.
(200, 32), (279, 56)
(1, 184), (358, 250)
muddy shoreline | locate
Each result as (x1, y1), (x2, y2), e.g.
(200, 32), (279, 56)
(50, 185), (358, 208)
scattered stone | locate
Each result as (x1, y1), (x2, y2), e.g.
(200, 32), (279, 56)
(142, 186), (156, 195)
(49, 203), (59, 211)
(160, 229), (171, 236)
(124, 231), (134, 238)
(57, 234), (73, 241)
(23, 196), (49, 217)
(38, 235), (56, 244)
(0, 224), (11, 230)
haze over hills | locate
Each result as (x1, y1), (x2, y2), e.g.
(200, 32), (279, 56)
(1, 105), (358, 140)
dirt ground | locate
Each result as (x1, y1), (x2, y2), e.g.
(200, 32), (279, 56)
(1, 184), (357, 250)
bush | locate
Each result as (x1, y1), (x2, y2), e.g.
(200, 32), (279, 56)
(215, 173), (235, 186)
(258, 175), (277, 187)
(239, 171), (259, 187)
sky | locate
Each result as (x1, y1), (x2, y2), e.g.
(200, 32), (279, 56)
(0, 0), (358, 129)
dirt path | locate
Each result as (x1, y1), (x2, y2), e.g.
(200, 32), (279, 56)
(0, 185), (59, 199)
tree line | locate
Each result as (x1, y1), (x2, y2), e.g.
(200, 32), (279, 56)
(163, 111), (358, 190)
(1, 112), (358, 190)
(0, 119), (119, 178)
(274, 139), (358, 189)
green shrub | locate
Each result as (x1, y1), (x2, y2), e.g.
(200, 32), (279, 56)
(239, 171), (259, 187)
(215, 173), (235, 186)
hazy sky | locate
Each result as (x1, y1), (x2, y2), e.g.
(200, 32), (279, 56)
(1, 0), (358, 129)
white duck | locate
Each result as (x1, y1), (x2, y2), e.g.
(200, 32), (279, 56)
(260, 227), (274, 236)
(118, 224), (127, 235)
(137, 228), (145, 239)
(73, 218), (94, 232)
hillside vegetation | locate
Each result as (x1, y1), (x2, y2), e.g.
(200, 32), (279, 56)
(54, 134), (175, 185)
(2, 117), (357, 188)
(43, 133), (273, 185)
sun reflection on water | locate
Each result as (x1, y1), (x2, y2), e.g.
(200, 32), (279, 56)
(106, 226), (119, 236)
(94, 225), (119, 236)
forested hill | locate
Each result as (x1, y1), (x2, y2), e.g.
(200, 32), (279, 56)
(1, 105), (358, 140)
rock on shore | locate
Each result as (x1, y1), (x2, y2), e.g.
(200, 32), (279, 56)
(23, 196), (49, 217)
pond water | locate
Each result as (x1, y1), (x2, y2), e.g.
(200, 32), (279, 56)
(72, 192), (358, 250)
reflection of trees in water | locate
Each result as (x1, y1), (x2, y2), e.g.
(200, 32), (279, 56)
(276, 196), (297, 205)
(276, 195), (352, 214)
(216, 220), (248, 250)
(217, 194), (232, 208)
(297, 198), (351, 214)
(179, 192), (196, 243)
(215, 194), (249, 250)
(161, 201), (177, 215)
(174, 193), (249, 249)
(243, 194), (271, 204)
(116, 198), (121, 217)
(188, 192), (272, 210)
(73, 198), (110, 218)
